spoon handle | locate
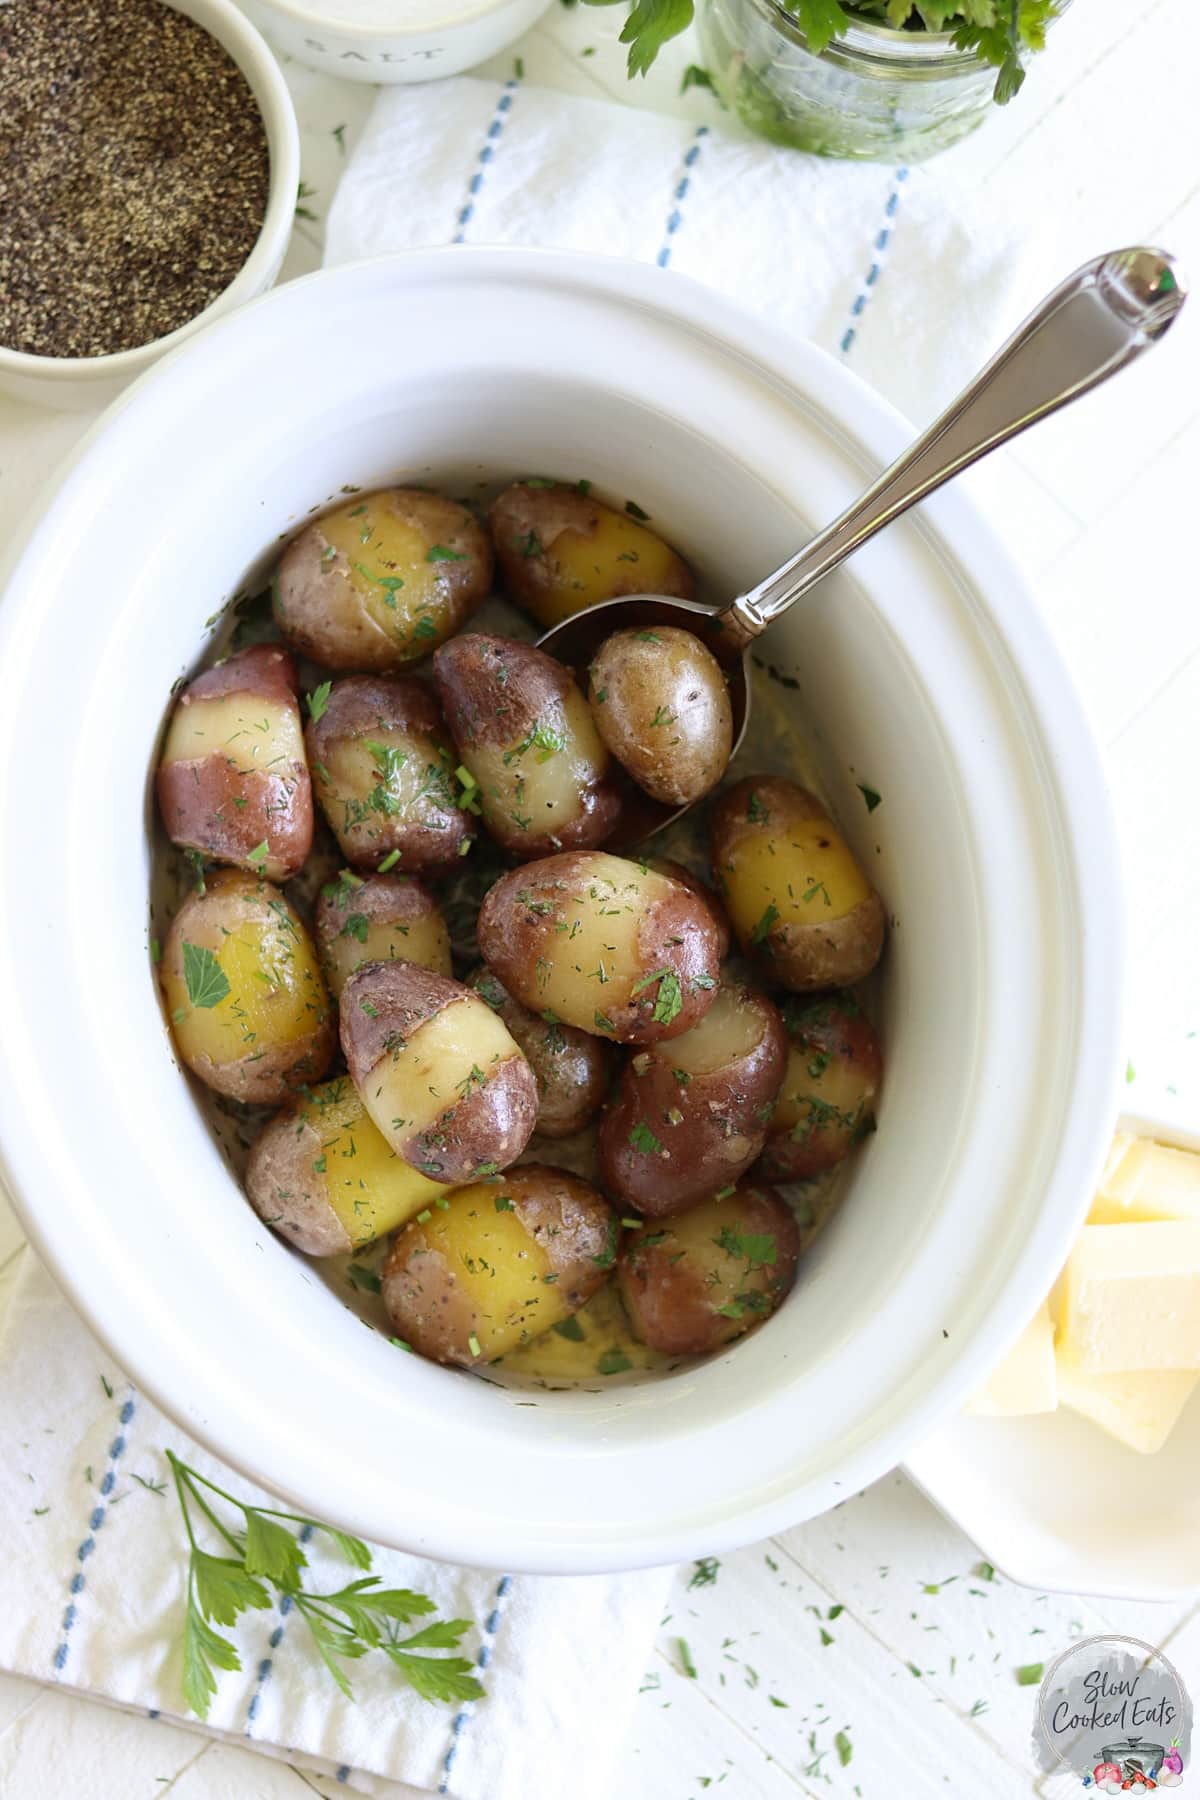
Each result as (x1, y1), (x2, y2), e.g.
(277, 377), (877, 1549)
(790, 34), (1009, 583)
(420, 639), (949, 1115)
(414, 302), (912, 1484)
(720, 247), (1185, 647)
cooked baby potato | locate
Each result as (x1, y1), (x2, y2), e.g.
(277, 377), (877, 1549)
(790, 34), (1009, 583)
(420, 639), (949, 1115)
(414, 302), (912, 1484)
(273, 486), (492, 671)
(597, 979), (786, 1217)
(432, 633), (620, 859)
(161, 869), (333, 1104)
(711, 777), (886, 990)
(305, 674), (472, 872)
(315, 870), (452, 999)
(618, 1183), (801, 1356)
(340, 961), (538, 1184)
(381, 1164), (617, 1366)
(589, 626), (732, 806)
(245, 1077), (445, 1256)
(758, 992), (882, 1183)
(647, 858), (733, 961)
(467, 965), (612, 1139)
(157, 643), (312, 882)
(476, 850), (722, 1045)
(489, 480), (695, 629)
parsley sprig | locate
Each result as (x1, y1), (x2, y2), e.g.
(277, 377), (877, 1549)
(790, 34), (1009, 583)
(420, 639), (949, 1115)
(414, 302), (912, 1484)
(167, 1451), (483, 1719)
(589, 0), (1056, 101)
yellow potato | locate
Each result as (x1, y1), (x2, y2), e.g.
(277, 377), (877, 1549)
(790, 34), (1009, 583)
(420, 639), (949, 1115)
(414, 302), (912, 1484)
(161, 870), (333, 1103)
(710, 777), (886, 990)
(489, 481), (694, 629)
(588, 626), (733, 805)
(274, 487), (492, 671)
(381, 1164), (617, 1365)
(340, 962), (538, 1183)
(315, 871), (452, 999)
(245, 1078), (445, 1255)
(432, 632), (619, 858)
(476, 850), (722, 1044)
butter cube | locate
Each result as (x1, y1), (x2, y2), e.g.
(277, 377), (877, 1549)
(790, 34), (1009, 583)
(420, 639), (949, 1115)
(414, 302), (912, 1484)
(1090, 1140), (1200, 1225)
(1061, 1221), (1200, 1373)
(1088, 1135), (1154, 1220)
(1056, 1347), (1198, 1455)
(967, 1303), (1057, 1416)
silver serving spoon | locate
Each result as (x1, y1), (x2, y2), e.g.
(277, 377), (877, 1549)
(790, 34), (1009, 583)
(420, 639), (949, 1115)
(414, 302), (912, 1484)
(538, 247), (1186, 843)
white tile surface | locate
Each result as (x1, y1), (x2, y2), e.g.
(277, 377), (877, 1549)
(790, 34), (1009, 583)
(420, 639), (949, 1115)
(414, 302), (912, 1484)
(2, 1), (1198, 1794)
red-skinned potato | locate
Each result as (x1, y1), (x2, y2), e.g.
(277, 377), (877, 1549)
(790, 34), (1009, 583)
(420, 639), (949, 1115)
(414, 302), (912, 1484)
(340, 960), (537, 1184)
(157, 644), (312, 882)
(432, 633), (620, 859)
(382, 1164), (617, 1366)
(306, 674), (472, 872)
(315, 870), (452, 999)
(647, 858), (732, 961)
(758, 992), (882, 1182)
(476, 850), (721, 1045)
(467, 965), (612, 1139)
(273, 487), (492, 672)
(588, 626), (733, 805)
(711, 776), (886, 991)
(160, 869), (333, 1104)
(597, 979), (786, 1217)
(245, 1077), (445, 1256)
(618, 1184), (800, 1355)
(489, 481), (695, 630)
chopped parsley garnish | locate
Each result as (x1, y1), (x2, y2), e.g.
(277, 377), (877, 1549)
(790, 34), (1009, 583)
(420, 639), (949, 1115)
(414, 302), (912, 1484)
(624, 499), (651, 521)
(246, 840), (269, 869)
(593, 1011), (615, 1033)
(552, 1315), (585, 1341)
(494, 1195), (515, 1212)
(714, 1225), (776, 1268)
(596, 1347), (632, 1376)
(857, 783), (882, 812)
(340, 913), (370, 943)
(181, 942), (230, 1010)
(749, 903), (779, 946)
(517, 529), (543, 559)
(306, 681), (332, 724)
(427, 545), (467, 563)
(346, 1263), (381, 1294)
(746, 791), (770, 824)
(630, 967), (683, 1026)
(628, 1121), (662, 1155)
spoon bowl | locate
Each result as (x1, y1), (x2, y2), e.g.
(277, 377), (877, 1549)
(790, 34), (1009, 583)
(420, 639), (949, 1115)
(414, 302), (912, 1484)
(541, 246), (1184, 846)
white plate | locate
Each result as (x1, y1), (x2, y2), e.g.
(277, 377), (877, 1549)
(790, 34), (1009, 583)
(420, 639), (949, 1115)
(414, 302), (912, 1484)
(907, 1103), (1200, 1600)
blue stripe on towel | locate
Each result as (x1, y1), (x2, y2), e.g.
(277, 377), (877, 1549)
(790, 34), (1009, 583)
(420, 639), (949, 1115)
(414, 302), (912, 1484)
(452, 79), (521, 245)
(656, 127), (709, 269)
(840, 166), (908, 355)
(244, 1526), (314, 1737)
(51, 1389), (137, 1676)
(437, 1573), (514, 1794)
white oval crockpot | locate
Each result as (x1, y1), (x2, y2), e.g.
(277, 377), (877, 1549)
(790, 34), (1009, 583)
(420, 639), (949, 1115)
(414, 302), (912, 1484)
(0, 249), (1124, 1573)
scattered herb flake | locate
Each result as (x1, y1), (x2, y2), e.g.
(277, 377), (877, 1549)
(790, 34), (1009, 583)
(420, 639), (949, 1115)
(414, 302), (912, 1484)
(181, 942), (230, 1010)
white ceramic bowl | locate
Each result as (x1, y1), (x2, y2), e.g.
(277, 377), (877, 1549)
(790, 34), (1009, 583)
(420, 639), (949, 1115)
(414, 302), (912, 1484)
(0, 249), (1124, 1572)
(0, 0), (299, 412)
(240, 0), (551, 82)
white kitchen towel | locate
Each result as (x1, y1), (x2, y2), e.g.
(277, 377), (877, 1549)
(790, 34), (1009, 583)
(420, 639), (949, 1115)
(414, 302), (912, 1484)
(324, 75), (1058, 428)
(0, 1252), (671, 1799)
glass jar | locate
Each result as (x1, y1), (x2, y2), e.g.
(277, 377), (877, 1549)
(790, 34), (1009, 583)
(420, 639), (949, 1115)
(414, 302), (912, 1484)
(695, 0), (1002, 161)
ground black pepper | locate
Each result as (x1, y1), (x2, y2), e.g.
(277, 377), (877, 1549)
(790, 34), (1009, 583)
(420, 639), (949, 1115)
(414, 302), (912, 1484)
(0, 0), (271, 359)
